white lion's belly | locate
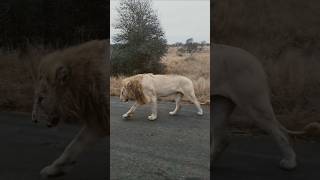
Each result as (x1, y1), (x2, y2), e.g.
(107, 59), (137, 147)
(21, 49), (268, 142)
(143, 75), (186, 97)
(155, 80), (182, 96)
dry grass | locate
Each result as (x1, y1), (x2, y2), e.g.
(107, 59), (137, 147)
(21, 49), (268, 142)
(265, 50), (320, 129)
(0, 46), (48, 112)
(110, 47), (210, 104)
(110, 75), (125, 96)
(0, 41), (110, 113)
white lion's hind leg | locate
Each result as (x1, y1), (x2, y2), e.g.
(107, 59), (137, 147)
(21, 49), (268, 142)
(40, 165), (65, 178)
(148, 96), (157, 121)
(212, 96), (234, 165)
(246, 101), (297, 170)
(268, 124), (297, 170)
(265, 123), (297, 170)
(169, 93), (183, 115)
(122, 102), (139, 119)
(40, 126), (101, 178)
(185, 92), (203, 115)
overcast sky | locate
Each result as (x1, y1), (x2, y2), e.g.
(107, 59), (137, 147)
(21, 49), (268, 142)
(110, 0), (210, 44)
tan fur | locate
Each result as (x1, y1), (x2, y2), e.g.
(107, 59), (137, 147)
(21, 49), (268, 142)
(32, 39), (109, 177)
(122, 74), (147, 105)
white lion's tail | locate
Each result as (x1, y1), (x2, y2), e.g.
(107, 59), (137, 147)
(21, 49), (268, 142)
(280, 122), (320, 136)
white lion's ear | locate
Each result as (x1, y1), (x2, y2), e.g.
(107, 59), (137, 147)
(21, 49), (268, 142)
(123, 81), (129, 88)
(55, 65), (71, 85)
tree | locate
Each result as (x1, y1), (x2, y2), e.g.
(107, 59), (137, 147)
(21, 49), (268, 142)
(111, 0), (167, 75)
(184, 38), (199, 55)
(174, 42), (183, 47)
(186, 38), (193, 44)
(199, 40), (207, 51)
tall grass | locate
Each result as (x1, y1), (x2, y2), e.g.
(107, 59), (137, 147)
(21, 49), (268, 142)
(162, 47), (210, 104)
(0, 46), (47, 112)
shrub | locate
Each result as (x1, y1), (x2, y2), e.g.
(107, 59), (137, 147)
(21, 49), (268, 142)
(111, 0), (168, 75)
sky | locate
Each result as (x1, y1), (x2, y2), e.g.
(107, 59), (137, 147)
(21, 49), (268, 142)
(110, 0), (210, 44)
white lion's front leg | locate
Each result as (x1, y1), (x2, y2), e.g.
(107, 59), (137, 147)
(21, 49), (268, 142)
(148, 96), (157, 121)
(169, 93), (182, 115)
(122, 102), (139, 119)
(40, 126), (101, 178)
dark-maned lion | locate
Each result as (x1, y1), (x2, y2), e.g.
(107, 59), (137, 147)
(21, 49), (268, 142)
(32, 40), (109, 177)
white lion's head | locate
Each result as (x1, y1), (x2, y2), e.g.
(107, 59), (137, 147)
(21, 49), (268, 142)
(120, 75), (147, 105)
(120, 87), (129, 102)
(32, 40), (109, 135)
(32, 63), (71, 127)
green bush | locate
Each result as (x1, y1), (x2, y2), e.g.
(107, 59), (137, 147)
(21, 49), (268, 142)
(111, 0), (168, 75)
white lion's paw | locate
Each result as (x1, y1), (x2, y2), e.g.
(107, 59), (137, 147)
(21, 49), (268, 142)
(40, 165), (65, 178)
(279, 158), (297, 170)
(122, 113), (132, 119)
(122, 114), (128, 119)
(148, 114), (157, 121)
(197, 110), (203, 116)
(169, 111), (176, 115)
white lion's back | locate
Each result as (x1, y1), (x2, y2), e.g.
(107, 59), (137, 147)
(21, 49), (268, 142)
(143, 74), (194, 96)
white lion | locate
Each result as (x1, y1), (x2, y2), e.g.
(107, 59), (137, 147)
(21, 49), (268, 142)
(211, 44), (319, 171)
(120, 74), (203, 120)
(32, 40), (109, 178)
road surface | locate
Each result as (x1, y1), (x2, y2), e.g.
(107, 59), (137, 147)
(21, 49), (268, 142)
(1, 97), (319, 180)
(110, 97), (210, 180)
(214, 133), (320, 180)
(0, 112), (107, 180)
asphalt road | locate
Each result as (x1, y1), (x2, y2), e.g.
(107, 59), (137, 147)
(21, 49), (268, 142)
(214, 133), (320, 180)
(0, 112), (107, 180)
(2, 97), (319, 180)
(110, 96), (210, 180)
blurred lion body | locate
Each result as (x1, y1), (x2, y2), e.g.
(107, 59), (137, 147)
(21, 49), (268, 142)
(38, 40), (109, 132)
(211, 44), (319, 171)
(32, 40), (109, 177)
(120, 74), (203, 120)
